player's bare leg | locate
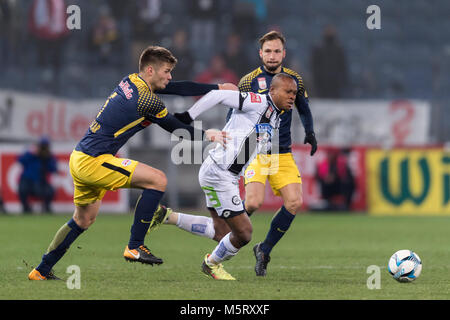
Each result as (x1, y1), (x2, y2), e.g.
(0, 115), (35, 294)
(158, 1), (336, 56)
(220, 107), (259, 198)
(73, 200), (102, 229)
(279, 183), (303, 215)
(244, 181), (266, 215)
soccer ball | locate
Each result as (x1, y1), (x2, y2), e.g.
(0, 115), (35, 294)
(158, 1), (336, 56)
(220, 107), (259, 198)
(388, 250), (422, 282)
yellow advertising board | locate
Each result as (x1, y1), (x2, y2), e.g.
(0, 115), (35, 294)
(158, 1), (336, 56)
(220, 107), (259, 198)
(367, 148), (450, 215)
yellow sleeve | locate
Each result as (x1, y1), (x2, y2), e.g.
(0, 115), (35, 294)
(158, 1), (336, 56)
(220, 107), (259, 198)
(238, 68), (262, 92)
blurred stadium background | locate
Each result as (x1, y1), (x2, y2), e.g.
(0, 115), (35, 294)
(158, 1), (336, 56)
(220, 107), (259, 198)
(0, 0), (449, 216)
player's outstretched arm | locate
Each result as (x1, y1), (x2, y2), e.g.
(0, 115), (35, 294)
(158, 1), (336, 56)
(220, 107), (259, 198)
(152, 112), (229, 147)
(174, 90), (242, 125)
(155, 81), (237, 97)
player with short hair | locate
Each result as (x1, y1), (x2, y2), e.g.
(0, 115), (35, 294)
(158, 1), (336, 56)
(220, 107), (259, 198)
(169, 31), (317, 277)
(168, 73), (298, 280)
(28, 45), (230, 280)
(234, 30), (317, 277)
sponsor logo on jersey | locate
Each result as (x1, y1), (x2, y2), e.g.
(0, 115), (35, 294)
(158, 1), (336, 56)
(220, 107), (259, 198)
(141, 119), (151, 127)
(222, 210), (231, 218)
(250, 92), (261, 103)
(265, 105), (274, 118)
(232, 195), (241, 206)
(119, 80), (133, 100)
(257, 77), (267, 90)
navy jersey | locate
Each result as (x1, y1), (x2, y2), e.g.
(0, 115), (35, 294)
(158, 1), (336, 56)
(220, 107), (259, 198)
(76, 73), (169, 157)
(234, 66), (314, 154)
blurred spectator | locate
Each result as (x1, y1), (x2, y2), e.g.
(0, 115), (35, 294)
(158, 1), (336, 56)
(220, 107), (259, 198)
(223, 33), (252, 78)
(231, 0), (267, 42)
(130, 0), (162, 69)
(315, 148), (355, 211)
(195, 54), (239, 86)
(188, 0), (220, 62)
(169, 29), (195, 80)
(89, 5), (120, 66)
(17, 137), (57, 214)
(28, 0), (69, 93)
(132, 0), (162, 42)
(310, 25), (349, 98)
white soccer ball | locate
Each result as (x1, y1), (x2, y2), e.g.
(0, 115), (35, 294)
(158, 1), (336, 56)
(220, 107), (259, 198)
(388, 250), (422, 282)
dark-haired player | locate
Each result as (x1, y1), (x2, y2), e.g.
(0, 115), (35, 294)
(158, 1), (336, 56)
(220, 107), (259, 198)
(169, 31), (317, 277)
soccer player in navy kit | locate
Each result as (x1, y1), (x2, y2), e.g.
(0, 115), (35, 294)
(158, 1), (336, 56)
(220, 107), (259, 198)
(28, 46), (230, 280)
(241, 31), (317, 276)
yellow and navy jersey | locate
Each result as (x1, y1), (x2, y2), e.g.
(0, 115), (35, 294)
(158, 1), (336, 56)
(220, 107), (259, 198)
(76, 73), (168, 157)
(236, 66), (314, 153)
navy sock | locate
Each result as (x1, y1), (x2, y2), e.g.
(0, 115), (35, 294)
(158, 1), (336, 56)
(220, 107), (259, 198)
(260, 206), (295, 255)
(128, 189), (164, 249)
(36, 218), (85, 276)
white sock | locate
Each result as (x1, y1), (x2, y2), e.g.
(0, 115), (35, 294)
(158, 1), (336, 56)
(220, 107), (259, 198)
(176, 213), (215, 239)
(209, 232), (239, 265)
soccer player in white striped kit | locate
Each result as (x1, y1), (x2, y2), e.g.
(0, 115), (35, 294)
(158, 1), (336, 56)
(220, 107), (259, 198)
(169, 73), (298, 280)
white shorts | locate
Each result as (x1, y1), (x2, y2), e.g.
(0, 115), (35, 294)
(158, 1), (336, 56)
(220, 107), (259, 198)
(198, 156), (245, 218)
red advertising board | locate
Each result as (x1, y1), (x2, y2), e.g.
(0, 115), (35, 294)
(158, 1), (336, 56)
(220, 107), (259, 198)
(0, 145), (128, 214)
(239, 145), (367, 211)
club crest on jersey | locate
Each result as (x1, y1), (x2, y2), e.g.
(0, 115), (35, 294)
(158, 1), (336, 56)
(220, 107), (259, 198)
(121, 159), (132, 166)
(257, 77), (267, 90)
(231, 195), (241, 206)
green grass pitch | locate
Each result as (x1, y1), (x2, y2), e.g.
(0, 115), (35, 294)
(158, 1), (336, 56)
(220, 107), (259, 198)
(1, 212), (450, 300)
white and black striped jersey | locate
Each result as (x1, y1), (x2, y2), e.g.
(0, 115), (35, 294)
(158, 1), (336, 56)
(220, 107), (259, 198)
(187, 90), (282, 176)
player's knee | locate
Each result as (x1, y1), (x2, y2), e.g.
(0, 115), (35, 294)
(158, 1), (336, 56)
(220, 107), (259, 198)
(284, 197), (303, 214)
(156, 172), (168, 190)
(73, 213), (96, 229)
(146, 170), (167, 191)
(245, 195), (263, 214)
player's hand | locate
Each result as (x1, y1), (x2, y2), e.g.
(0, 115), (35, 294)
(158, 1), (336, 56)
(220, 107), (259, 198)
(174, 111), (193, 125)
(304, 132), (317, 156)
(205, 129), (231, 148)
(218, 83), (238, 91)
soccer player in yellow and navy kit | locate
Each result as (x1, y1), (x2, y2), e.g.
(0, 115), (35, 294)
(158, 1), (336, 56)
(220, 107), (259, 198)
(232, 31), (317, 276)
(28, 46), (230, 280)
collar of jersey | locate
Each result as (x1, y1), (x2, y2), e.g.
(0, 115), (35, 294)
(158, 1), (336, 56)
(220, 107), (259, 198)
(136, 74), (152, 91)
